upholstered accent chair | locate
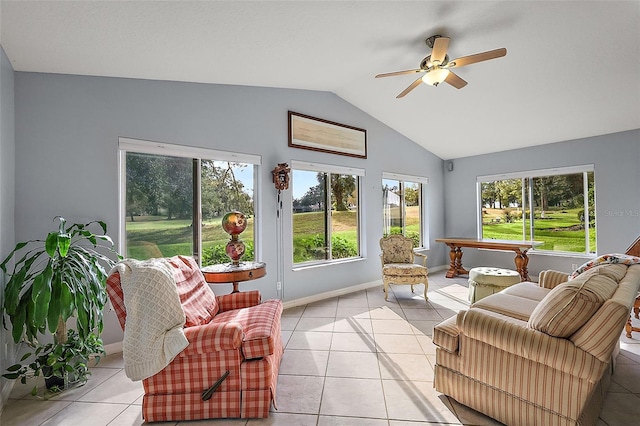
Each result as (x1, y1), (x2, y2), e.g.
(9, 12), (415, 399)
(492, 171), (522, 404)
(379, 234), (428, 301)
(106, 255), (283, 422)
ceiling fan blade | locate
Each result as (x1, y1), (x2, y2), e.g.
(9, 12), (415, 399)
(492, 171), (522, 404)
(375, 69), (423, 78)
(448, 48), (507, 68)
(431, 37), (450, 65)
(444, 71), (468, 89)
(396, 76), (424, 98)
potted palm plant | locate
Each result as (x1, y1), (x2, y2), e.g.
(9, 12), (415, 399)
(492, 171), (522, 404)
(1, 216), (120, 395)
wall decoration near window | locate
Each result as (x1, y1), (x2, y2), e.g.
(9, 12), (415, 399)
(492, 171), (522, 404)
(272, 163), (291, 191)
(288, 111), (367, 158)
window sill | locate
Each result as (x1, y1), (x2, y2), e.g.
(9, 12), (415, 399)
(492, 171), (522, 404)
(477, 247), (594, 259)
(292, 256), (365, 272)
(528, 250), (595, 259)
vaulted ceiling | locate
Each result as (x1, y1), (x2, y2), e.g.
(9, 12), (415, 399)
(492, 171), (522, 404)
(1, 1), (638, 159)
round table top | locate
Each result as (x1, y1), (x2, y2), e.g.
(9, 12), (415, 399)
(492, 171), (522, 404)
(201, 261), (266, 283)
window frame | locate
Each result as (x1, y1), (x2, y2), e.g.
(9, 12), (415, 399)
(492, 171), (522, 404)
(476, 164), (596, 255)
(382, 171), (430, 249)
(118, 137), (262, 264)
(290, 160), (365, 267)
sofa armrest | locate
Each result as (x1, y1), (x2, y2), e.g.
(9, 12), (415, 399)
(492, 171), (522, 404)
(181, 321), (243, 356)
(538, 270), (569, 289)
(433, 314), (459, 353)
(458, 308), (605, 381)
(414, 252), (428, 267)
(217, 290), (261, 312)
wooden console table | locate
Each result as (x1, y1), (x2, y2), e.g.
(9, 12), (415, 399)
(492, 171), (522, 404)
(201, 261), (266, 293)
(435, 238), (543, 281)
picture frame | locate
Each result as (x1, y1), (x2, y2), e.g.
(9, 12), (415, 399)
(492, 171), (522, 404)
(288, 111), (367, 159)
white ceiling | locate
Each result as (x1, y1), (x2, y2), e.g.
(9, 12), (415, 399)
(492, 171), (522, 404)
(1, 1), (638, 160)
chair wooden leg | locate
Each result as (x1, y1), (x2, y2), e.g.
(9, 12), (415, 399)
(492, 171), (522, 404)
(628, 296), (640, 338)
(384, 281), (389, 301)
(423, 278), (429, 301)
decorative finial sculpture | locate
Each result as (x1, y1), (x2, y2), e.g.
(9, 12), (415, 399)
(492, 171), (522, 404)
(221, 211), (247, 266)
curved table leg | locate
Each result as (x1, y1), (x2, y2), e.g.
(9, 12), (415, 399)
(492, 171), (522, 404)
(445, 245), (458, 278)
(514, 249), (531, 281)
(445, 245), (469, 278)
(454, 248), (468, 276)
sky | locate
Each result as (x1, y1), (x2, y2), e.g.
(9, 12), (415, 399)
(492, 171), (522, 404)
(232, 165), (318, 200)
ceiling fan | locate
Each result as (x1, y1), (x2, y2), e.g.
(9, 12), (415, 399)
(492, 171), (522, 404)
(375, 35), (507, 98)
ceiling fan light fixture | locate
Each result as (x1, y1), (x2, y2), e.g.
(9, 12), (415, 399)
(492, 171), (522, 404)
(422, 67), (450, 86)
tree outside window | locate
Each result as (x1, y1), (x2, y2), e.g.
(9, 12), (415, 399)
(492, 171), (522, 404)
(292, 170), (360, 264)
(479, 169), (595, 254)
(124, 152), (256, 266)
(383, 178), (423, 248)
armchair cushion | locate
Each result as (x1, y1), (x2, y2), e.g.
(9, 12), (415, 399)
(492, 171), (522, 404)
(217, 290), (261, 312)
(213, 298), (283, 360)
(382, 263), (427, 277)
(181, 321), (243, 356)
(528, 268), (618, 337)
(169, 256), (219, 326)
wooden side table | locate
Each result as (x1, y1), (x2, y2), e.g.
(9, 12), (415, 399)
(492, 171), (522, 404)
(626, 296), (640, 338)
(201, 261), (266, 293)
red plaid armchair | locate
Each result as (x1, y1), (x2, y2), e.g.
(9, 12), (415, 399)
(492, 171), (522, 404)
(106, 256), (283, 421)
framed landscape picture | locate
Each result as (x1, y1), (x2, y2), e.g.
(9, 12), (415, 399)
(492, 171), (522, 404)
(288, 111), (367, 158)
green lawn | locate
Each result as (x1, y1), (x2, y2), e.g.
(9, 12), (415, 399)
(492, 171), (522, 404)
(125, 215), (254, 259)
(482, 208), (595, 253)
(126, 211), (359, 264)
(292, 210), (359, 263)
(126, 206), (592, 263)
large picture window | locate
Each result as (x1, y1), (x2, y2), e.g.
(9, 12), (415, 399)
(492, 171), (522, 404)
(478, 165), (596, 254)
(291, 161), (363, 265)
(119, 138), (260, 266)
(382, 172), (428, 248)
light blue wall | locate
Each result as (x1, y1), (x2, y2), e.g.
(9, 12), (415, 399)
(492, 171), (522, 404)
(442, 129), (640, 275)
(0, 46), (16, 408)
(14, 72), (446, 346)
(13, 72), (638, 349)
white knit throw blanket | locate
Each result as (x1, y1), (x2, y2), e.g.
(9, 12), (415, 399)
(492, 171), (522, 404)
(111, 258), (189, 381)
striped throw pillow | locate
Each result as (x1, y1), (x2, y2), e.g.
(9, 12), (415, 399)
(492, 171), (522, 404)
(528, 270), (618, 337)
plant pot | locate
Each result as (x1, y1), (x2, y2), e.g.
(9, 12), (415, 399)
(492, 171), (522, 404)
(44, 374), (65, 390)
(42, 357), (87, 392)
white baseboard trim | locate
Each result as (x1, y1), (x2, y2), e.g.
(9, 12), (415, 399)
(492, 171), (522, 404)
(0, 381), (14, 416)
(429, 265), (448, 273)
(103, 340), (123, 355)
(282, 280), (382, 310)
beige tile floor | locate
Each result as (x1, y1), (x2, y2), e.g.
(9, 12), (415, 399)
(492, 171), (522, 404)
(2, 270), (640, 425)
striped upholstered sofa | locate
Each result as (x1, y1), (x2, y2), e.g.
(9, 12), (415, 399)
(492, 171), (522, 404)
(433, 262), (640, 426)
